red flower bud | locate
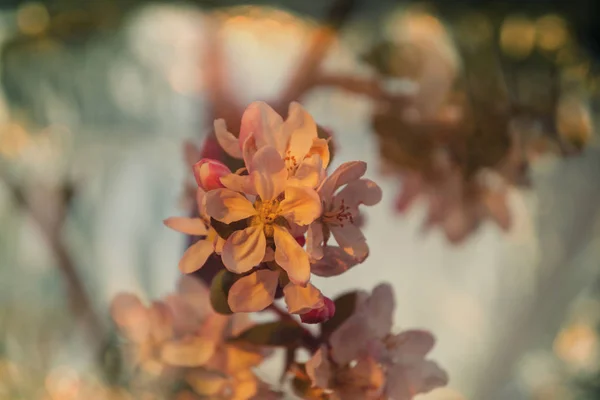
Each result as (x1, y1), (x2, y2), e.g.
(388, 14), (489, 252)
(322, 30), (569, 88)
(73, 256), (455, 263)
(295, 236), (306, 247)
(300, 297), (335, 324)
(193, 159), (230, 191)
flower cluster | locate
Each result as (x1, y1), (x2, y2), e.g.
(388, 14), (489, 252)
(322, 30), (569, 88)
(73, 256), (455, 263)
(165, 101), (382, 320)
(303, 284), (448, 400)
(110, 276), (276, 400)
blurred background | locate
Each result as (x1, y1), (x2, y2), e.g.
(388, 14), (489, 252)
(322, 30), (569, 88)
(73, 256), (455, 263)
(0, 0), (600, 399)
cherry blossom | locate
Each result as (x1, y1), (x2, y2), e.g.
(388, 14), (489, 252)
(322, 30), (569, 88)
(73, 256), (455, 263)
(305, 284), (448, 399)
(214, 101), (329, 187)
(306, 161), (382, 275)
(164, 188), (225, 273)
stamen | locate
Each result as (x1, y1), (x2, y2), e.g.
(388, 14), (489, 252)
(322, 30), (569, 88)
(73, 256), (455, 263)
(322, 199), (354, 227)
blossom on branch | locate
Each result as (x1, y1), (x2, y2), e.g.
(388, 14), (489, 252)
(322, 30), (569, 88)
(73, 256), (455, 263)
(304, 284), (448, 399)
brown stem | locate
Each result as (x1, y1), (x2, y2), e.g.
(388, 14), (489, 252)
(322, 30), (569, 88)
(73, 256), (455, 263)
(0, 173), (104, 346)
(267, 303), (321, 352)
(275, 0), (357, 110)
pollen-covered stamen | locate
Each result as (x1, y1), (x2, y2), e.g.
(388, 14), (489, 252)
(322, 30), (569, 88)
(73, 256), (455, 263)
(252, 198), (282, 237)
(284, 150), (299, 174)
(322, 199), (355, 227)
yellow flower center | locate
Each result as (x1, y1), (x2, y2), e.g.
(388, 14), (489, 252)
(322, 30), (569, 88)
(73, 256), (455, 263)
(251, 198), (281, 238)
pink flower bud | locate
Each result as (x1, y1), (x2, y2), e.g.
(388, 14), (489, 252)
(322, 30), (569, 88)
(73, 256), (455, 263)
(193, 159), (231, 191)
(300, 297), (335, 324)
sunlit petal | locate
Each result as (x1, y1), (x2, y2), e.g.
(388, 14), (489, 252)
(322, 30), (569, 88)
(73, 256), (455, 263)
(251, 146), (287, 201)
(161, 337), (216, 367)
(220, 173), (257, 195)
(310, 245), (360, 277)
(227, 270), (279, 312)
(318, 161), (367, 202)
(283, 282), (324, 314)
(306, 222), (324, 261)
(306, 346), (331, 389)
(308, 138), (330, 169)
(164, 217), (208, 236)
(242, 101), (285, 154)
(222, 225), (266, 274)
(284, 102), (318, 161)
(214, 119), (242, 159)
(278, 186), (322, 226)
(205, 189), (257, 224)
(185, 369), (228, 395)
(179, 239), (215, 274)
(330, 224), (369, 261)
(273, 225), (310, 286)
(288, 154), (324, 188)
(336, 179), (382, 209)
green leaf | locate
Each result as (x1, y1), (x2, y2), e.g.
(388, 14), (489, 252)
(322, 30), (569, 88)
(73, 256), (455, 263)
(210, 269), (237, 315)
(321, 291), (360, 338)
(230, 321), (305, 347)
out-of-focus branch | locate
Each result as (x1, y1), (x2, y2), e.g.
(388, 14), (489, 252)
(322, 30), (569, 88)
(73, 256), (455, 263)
(276, 0), (357, 111)
(0, 172), (104, 346)
(309, 74), (411, 103)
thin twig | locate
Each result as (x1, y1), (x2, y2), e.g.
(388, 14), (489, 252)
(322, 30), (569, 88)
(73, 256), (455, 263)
(267, 303), (320, 352)
(276, 0), (357, 110)
(0, 172), (104, 346)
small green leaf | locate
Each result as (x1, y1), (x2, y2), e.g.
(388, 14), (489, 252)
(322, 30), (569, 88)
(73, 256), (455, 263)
(210, 269), (237, 315)
(321, 291), (360, 338)
(230, 321), (305, 347)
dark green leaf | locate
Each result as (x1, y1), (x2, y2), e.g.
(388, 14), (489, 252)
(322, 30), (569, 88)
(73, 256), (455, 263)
(321, 291), (360, 338)
(210, 269), (237, 315)
(230, 321), (305, 347)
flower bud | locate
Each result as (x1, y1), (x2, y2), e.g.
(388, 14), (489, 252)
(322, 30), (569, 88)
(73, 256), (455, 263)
(193, 159), (230, 191)
(300, 296), (335, 324)
(295, 236), (306, 247)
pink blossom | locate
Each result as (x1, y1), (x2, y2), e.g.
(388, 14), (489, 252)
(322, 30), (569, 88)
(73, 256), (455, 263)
(193, 158), (231, 191)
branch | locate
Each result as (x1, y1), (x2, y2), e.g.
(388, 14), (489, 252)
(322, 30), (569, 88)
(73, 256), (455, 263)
(0, 172), (104, 346)
(267, 303), (320, 353)
(276, 0), (357, 110)
(309, 74), (412, 103)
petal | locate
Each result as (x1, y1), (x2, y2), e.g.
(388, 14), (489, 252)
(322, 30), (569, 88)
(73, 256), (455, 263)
(214, 119), (242, 159)
(222, 225), (266, 274)
(164, 217), (208, 236)
(329, 314), (372, 365)
(336, 179), (382, 209)
(241, 101), (286, 154)
(227, 270), (279, 312)
(242, 134), (258, 173)
(330, 224), (369, 261)
(149, 301), (174, 342)
(231, 370), (259, 400)
(220, 173), (256, 195)
(385, 361), (448, 399)
(273, 225), (311, 286)
(318, 161), (367, 203)
(193, 159), (231, 191)
(283, 282), (324, 314)
(161, 337), (216, 367)
(364, 283), (396, 339)
(185, 369), (228, 396)
(179, 239), (215, 274)
(283, 102), (318, 160)
(308, 138), (330, 169)
(110, 293), (150, 343)
(306, 346), (331, 389)
(251, 146), (287, 201)
(278, 186), (322, 226)
(306, 222), (324, 261)
(288, 154), (325, 188)
(205, 188), (257, 224)
(388, 330), (436, 364)
(310, 246), (360, 277)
